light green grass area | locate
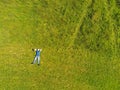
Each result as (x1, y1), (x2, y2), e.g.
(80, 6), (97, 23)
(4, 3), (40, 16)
(0, 0), (120, 90)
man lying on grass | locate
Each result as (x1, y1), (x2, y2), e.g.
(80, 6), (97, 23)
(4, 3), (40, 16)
(31, 48), (42, 66)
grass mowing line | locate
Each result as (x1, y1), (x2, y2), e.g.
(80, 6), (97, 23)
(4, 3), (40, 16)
(68, 0), (92, 48)
(104, 0), (118, 57)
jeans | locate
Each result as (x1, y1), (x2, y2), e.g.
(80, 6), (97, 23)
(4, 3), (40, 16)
(33, 56), (40, 64)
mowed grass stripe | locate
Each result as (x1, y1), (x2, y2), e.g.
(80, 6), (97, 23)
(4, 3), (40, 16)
(69, 0), (92, 48)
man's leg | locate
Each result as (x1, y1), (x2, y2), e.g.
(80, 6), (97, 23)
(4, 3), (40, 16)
(38, 56), (40, 65)
(33, 56), (37, 64)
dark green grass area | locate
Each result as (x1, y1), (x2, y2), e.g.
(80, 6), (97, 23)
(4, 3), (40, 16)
(0, 0), (120, 90)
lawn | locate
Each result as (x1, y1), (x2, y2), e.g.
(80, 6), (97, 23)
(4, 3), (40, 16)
(0, 0), (119, 90)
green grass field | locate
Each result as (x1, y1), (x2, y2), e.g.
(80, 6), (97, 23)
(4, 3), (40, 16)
(0, 0), (120, 90)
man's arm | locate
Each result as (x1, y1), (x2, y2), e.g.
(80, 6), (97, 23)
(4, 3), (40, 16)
(39, 49), (42, 51)
(32, 49), (37, 51)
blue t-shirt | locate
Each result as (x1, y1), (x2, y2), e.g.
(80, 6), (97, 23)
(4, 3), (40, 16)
(36, 50), (41, 56)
